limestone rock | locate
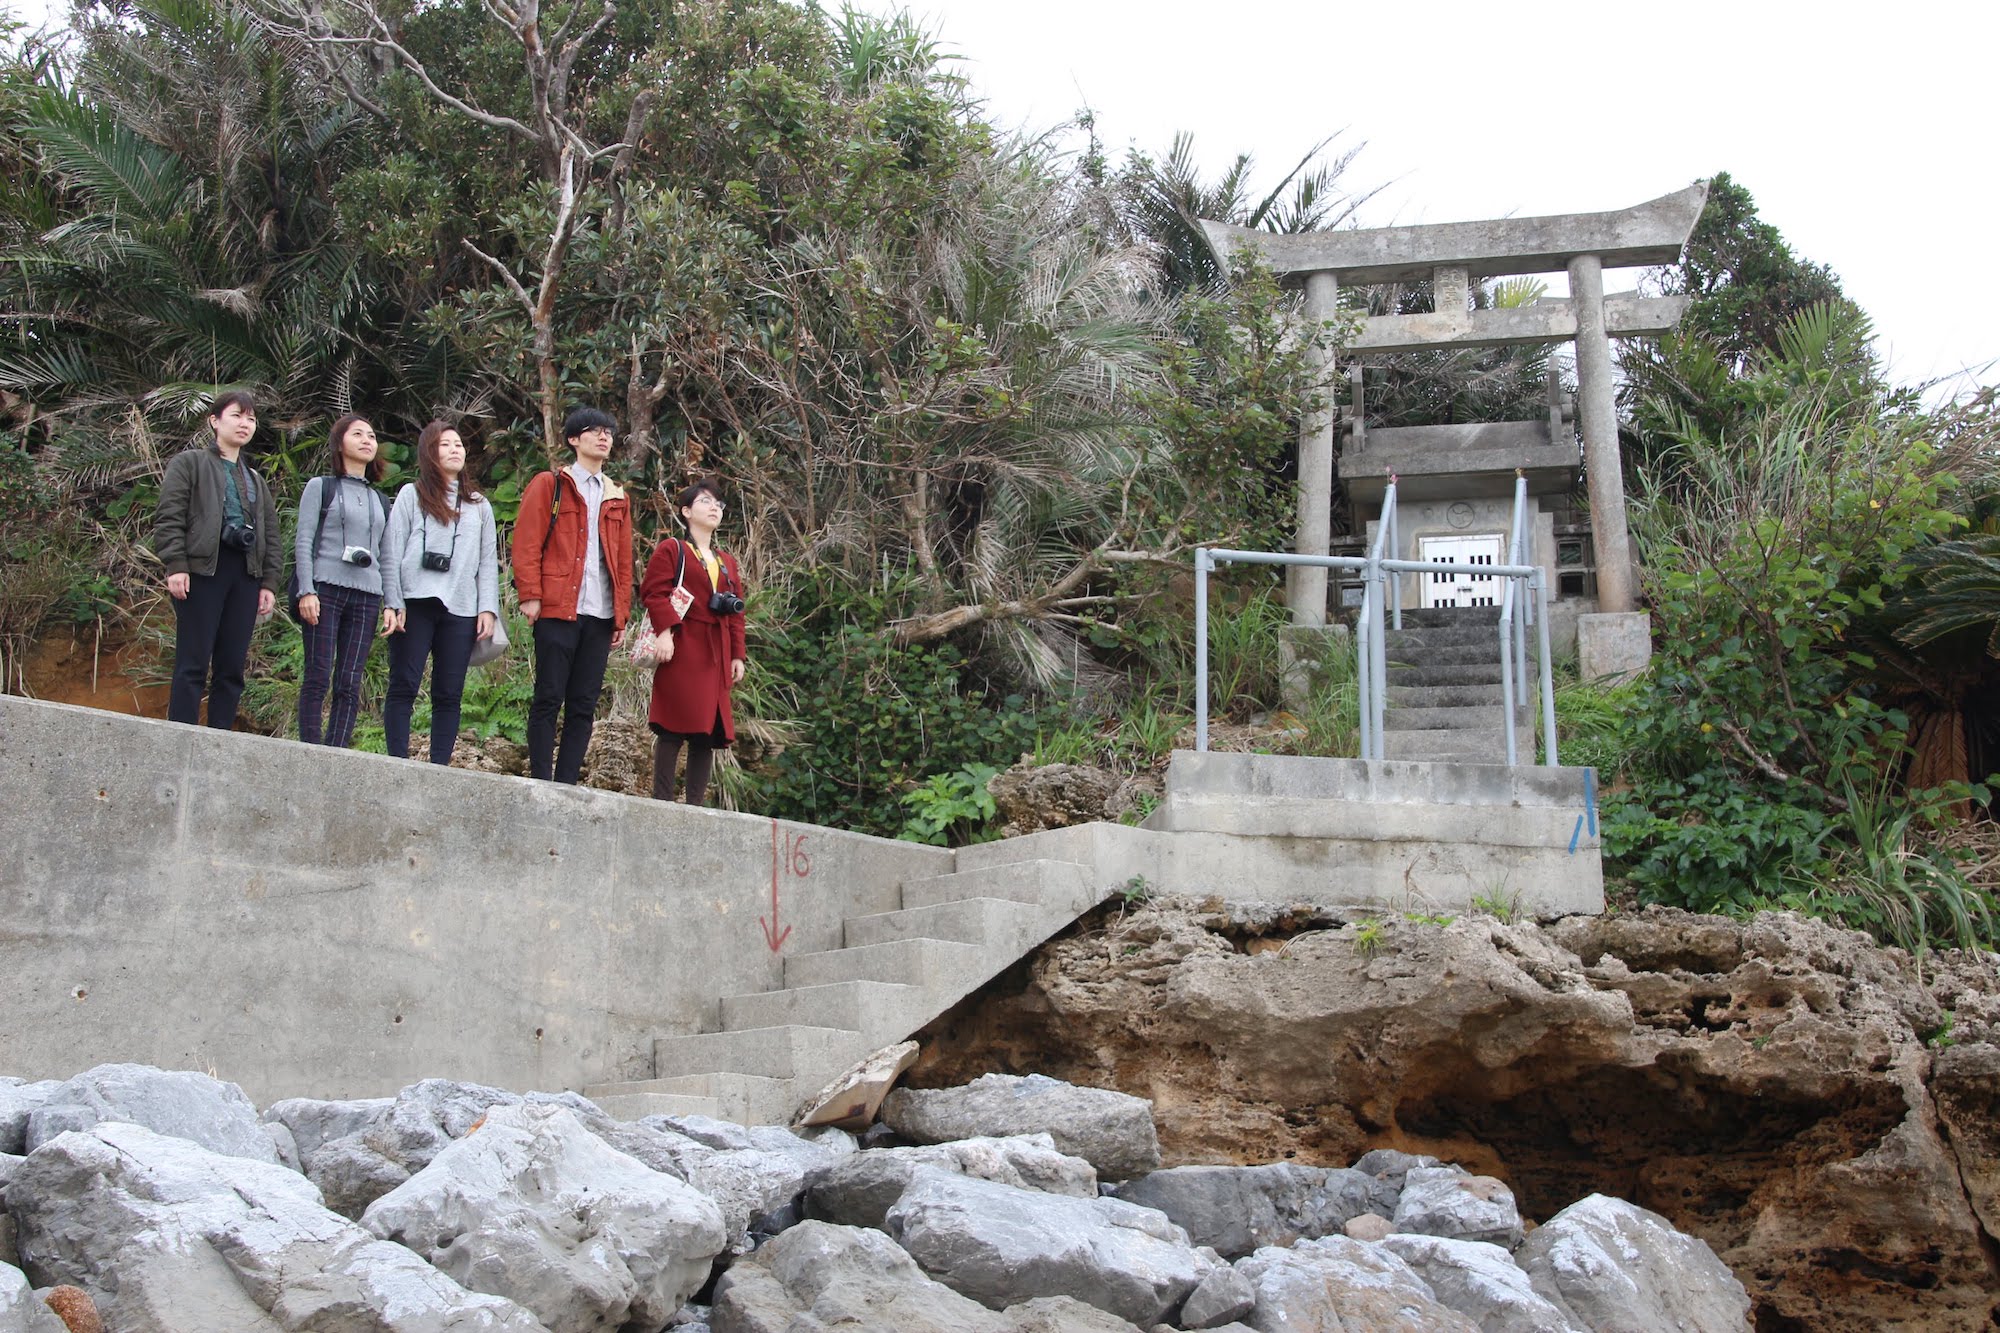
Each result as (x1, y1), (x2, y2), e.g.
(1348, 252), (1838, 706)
(1178, 1266), (1256, 1329)
(0, 1088), (57, 1158)
(797, 1041), (919, 1130)
(1110, 1163), (1373, 1258)
(1000, 1295), (1141, 1331)
(1513, 1194), (1750, 1333)
(23, 1065), (277, 1165)
(1344, 1213), (1394, 1242)
(882, 1167), (1212, 1326)
(1392, 1168), (1524, 1249)
(1379, 1234), (1583, 1333)
(805, 1135), (1097, 1230)
(643, 1115), (852, 1166)
(988, 761), (1119, 836)
(1353, 1148), (1444, 1216)
(6, 1120), (542, 1331)
(262, 1096), (398, 1162)
(0, 1263), (65, 1333)
(35, 1287), (99, 1333)
(1233, 1235), (1478, 1332)
(881, 1074), (1160, 1180)
(907, 900), (2000, 1329)
(361, 1102), (727, 1333)
(1931, 1042), (2000, 1241)
(710, 1219), (1099, 1333)
(671, 1145), (810, 1254)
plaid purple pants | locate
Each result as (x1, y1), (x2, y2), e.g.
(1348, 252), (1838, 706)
(298, 582), (381, 747)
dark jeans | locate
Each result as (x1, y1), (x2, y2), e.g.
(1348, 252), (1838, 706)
(528, 615), (613, 783)
(384, 597), (475, 765)
(169, 547), (260, 730)
(298, 583), (381, 748)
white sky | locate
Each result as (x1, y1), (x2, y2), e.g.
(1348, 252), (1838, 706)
(866, 0), (1996, 395)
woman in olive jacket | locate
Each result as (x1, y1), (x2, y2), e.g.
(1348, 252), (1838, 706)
(640, 477), (746, 805)
(152, 390), (282, 729)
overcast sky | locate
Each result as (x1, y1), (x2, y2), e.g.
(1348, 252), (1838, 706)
(861, 0), (1994, 394)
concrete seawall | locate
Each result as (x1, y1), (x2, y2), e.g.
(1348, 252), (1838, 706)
(0, 696), (950, 1102)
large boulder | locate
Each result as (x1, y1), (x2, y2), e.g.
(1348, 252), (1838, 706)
(0, 1087), (58, 1158)
(261, 1097), (397, 1163)
(1378, 1234), (1583, 1333)
(1392, 1168), (1525, 1250)
(1514, 1194), (1751, 1333)
(881, 1075), (1160, 1180)
(5, 1120), (542, 1331)
(1, 1262), (66, 1333)
(22, 1065), (277, 1165)
(709, 1220), (1138, 1333)
(1233, 1235), (1478, 1332)
(882, 1168), (1214, 1326)
(361, 1102), (726, 1333)
(1110, 1163), (1373, 1258)
(1178, 1266), (1256, 1329)
(805, 1135), (1096, 1230)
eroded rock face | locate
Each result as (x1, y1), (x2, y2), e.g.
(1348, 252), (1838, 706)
(905, 901), (2000, 1330)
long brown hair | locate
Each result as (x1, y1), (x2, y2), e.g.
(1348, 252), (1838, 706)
(325, 414), (387, 483)
(415, 420), (481, 526)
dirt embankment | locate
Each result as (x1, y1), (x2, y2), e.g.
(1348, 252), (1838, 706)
(907, 901), (2000, 1332)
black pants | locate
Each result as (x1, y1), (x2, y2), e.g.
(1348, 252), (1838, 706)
(169, 547), (261, 730)
(384, 597), (475, 765)
(528, 615), (613, 783)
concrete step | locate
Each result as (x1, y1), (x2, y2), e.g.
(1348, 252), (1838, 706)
(721, 979), (925, 1034)
(653, 1025), (859, 1079)
(1383, 704), (1533, 732)
(1382, 639), (1506, 666)
(900, 859), (1091, 911)
(1398, 606), (1503, 628)
(1387, 683), (1510, 708)
(580, 1082), (723, 1122)
(1383, 727), (1534, 763)
(1387, 662), (1506, 687)
(1386, 623), (1506, 650)
(784, 936), (986, 990)
(597, 1073), (793, 1125)
(845, 896), (1055, 949)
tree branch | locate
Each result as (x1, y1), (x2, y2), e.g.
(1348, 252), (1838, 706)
(461, 238), (534, 315)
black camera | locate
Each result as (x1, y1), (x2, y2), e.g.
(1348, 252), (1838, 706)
(420, 551), (452, 573)
(709, 590), (745, 616)
(219, 521), (256, 552)
(340, 545), (374, 568)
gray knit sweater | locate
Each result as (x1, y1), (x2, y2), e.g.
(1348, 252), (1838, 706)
(381, 482), (500, 618)
(293, 475), (389, 597)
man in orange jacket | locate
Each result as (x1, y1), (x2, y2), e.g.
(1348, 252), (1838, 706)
(511, 407), (635, 783)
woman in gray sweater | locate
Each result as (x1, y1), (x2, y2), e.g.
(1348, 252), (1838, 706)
(294, 414), (391, 747)
(381, 421), (500, 764)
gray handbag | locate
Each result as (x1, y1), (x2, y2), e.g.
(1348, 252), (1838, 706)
(468, 614), (509, 669)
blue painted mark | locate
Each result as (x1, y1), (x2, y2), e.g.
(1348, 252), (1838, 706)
(1569, 768), (1600, 855)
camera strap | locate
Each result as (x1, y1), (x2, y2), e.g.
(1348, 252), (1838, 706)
(420, 510), (460, 564)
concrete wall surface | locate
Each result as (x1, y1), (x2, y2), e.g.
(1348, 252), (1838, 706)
(0, 696), (950, 1103)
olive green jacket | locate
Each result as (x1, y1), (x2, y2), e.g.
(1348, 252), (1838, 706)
(152, 443), (283, 589)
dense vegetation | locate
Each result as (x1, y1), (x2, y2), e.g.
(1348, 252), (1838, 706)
(1, 4), (1995, 952)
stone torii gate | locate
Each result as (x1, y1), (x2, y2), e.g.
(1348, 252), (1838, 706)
(1202, 183), (1707, 670)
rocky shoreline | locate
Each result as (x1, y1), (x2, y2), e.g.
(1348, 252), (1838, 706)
(3, 1063), (1749, 1332)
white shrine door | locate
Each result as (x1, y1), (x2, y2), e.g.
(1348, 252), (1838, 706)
(1418, 534), (1504, 608)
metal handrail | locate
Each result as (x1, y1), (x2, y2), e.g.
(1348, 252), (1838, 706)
(1194, 478), (1559, 765)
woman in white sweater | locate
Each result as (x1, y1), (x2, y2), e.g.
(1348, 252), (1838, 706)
(380, 421), (499, 764)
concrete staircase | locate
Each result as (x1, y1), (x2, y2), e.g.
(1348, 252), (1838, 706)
(584, 856), (1109, 1124)
(1384, 606), (1535, 763)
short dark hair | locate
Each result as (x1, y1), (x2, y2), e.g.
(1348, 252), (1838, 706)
(562, 407), (616, 445)
(209, 389), (257, 419)
(675, 476), (724, 513)
(324, 414), (387, 483)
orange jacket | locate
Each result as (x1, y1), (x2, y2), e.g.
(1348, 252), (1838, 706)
(510, 468), (634, 628)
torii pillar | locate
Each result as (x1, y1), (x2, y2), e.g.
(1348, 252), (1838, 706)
(1204, 183), (1708, 674)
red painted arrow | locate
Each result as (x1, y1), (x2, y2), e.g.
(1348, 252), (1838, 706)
(762, 818), (792, 952)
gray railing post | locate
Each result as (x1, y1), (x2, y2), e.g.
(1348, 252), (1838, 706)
(1535, 568), (1558, 766)
(1195, 547), (1211, 753)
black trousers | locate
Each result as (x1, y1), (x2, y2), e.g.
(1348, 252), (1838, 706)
(384, 597), (476, 765)
(169, 547), (261, 730)
(528, 615), (613, 783)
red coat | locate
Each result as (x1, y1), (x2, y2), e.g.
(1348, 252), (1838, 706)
(642, 538), (747, 740)
(511, 469), (635, 629)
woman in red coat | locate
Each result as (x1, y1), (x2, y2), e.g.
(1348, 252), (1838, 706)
(641, 477), (747, 804)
